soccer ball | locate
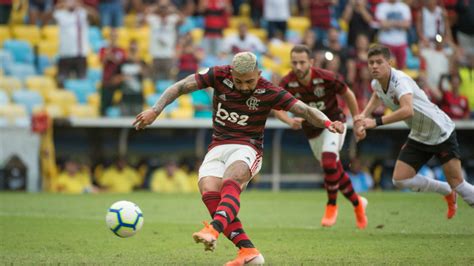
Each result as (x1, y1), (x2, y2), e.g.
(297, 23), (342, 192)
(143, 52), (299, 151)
(106, 200), (144, 238)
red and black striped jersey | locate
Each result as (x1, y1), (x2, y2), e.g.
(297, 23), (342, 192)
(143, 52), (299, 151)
(195, 65), (298, 153)
(280, 67), (347, 139)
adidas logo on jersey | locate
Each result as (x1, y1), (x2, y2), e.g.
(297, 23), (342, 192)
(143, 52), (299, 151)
(254, 88), (266, 94)
(219, 94), (226, 101)
(312, 78), (324, 84)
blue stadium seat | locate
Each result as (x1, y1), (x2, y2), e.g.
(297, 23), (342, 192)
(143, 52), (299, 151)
(12, 90), (44, 114)
(5, 63), (37, 81)
(37, 55), (52, 75)
(0, 90), (9, 104)
(64, 79), (97, 104)
(87, 68), (102, 86)
(88, 26), (106, 53)
(2, 40), (34, 64)
(146, 93), (177, 114)
(155, 80), (175, 93)
(0, 49), (14, 73)
(105, 106), (121, 117)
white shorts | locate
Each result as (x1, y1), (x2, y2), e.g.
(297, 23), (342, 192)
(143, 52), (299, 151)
(198, 144), (263, 180)
(308, 124), (347, 162)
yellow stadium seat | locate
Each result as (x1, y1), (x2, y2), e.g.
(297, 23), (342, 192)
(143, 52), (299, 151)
(223, 28), (237, 38)
(102, 27), (129, 40)
(128, 27), (150, 42)
(25, 76), (57, 98)
(0, 76), (22, 95)
(239, 3), (250, 17)
(229, 16), (253, 29)
(87, 53), (101, 69)
(12, 25), (42, 46)
(38, 41), (59, 58)
(268, 42), (293, 67)
(143, 79), (154, 98)
(47, 90), (77, 115)
(68, 104), (99, 118)
(41, 25), (59, 41)
(87, 93), (100, 109)
(44, 66), (57, 79)
(124, 14), (138, 28)
(169, 107), (193, 119)
(190, 28), (203, 45)
(178, 94), (193, 109)
(43, 104), (65, 118)
(0, 104), (28, 123)
(287, 17), (310, 36)
(0, 26), (12, 47)
(261, 56), (279, 73)
(248, 28), (268, 42)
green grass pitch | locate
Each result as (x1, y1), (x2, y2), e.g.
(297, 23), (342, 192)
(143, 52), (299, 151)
(1, 191), (473, 265)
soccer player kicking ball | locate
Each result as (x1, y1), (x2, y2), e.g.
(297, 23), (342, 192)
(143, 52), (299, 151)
(133, 52), (344, 265)
(356, 44), (474, 218)
(275, 45), (368, 229)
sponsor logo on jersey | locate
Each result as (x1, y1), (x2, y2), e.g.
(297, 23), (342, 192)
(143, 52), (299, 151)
(218, 94), (226, 101)
(254, 88), (266, 94)
(288, 81), (299, 88)
(312, 78), (324, 84)
(294, 92), (302, 99)
(223, 78), (234, 89)
(246, 96), (260, 110)
(313, 85), (325, 97)
(198, 67), (210, 75)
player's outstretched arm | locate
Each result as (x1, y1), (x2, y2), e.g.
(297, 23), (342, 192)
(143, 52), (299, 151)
(273, 110), (303, 130)
(362, 94), (414, 129)
(288, 100), (344, 133)
(133, 74), (200, 130)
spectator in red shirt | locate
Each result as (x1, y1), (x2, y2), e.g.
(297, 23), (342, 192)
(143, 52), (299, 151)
(438, 73), (470, 120)
(99, 29), (127, 116)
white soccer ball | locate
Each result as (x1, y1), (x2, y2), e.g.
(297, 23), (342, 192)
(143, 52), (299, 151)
(106, 200), (144, 238)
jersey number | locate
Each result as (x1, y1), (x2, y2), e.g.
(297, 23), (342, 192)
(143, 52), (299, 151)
(309, 101), (326, 111)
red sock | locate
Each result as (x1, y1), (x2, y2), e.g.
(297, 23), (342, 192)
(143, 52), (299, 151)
(202, 190), (254, 248)
(211, 179), (241, 233)
(337, 161), (359, 206)
(322, 152), (340, 205)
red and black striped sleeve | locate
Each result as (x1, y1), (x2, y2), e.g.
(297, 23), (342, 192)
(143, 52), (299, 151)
(194, 67), (216, 89)
(271, 86), (298, 111)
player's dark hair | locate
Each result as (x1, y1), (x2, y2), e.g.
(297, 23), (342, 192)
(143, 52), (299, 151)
(291, 45), (312, 58)
(368, 44), (391, 60)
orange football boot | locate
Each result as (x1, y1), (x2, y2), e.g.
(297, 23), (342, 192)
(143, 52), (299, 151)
(192, 221), (219, 251)
(225, 248), (265, 266)
(321, 204), (338, 227)
(444, 191), (457, 219)
(354, 196), (368, 229)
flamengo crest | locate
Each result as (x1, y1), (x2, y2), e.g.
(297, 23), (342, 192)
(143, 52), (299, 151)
(313, 85), (325, 97)
(246, 96), (260, 110)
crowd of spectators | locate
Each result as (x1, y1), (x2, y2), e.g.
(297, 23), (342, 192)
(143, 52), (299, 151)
(0, 0), (472, 120)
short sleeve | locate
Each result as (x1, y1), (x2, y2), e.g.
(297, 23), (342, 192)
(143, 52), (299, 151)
(395, 78), (414, 100)
(194, 67), (215, 89)
(272, 87), (298, 111)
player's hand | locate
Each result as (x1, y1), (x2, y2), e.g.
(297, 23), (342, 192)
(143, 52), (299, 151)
(353, 115), (366, 142)
(327, 121), (344, 134)
(290, 117), (304, 130)
(133, 109), (159, 130)
(361, 118), (376, 129)
(354, 125), (366, 142)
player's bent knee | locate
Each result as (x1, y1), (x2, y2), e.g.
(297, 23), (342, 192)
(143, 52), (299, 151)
(199, 176), (222, 193)
(321, 152), (337, 173)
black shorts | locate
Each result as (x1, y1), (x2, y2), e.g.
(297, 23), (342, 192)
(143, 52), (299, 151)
(398, 131), (461, 172)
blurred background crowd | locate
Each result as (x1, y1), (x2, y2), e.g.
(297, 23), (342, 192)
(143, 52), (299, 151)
(0, 0), (473, 194)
